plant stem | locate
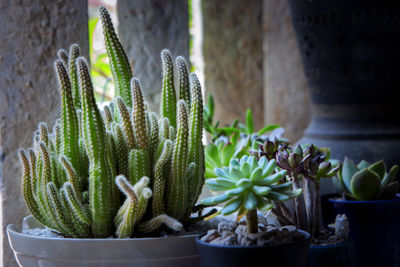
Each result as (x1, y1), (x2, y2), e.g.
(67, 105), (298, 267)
(246, 209), (258, 234)
(275, 202), (294, 225)
(271, 208), (294, 226)
(304, 177), (314, 232)
(312, 180), (321, 238)
(292, 174), (308, 230)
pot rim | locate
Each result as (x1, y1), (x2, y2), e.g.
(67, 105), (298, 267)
(195, 229), (310, 249)
(7, 216), (197, 242)
(310, 238), (353, 249)
(327, 193), (400, 204)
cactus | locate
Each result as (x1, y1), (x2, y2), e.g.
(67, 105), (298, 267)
(19, 7), (206, 238)
(201, 155), (302, 233)
(335, 158), (399, 201)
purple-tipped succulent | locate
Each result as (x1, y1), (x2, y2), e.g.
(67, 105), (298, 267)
(276, 144), (339, 181)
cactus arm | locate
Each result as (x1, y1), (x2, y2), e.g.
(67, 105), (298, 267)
(106, 131), (117, 181)
(116, 97), (137, 149)
(46, 182), (78, 237)
(169, 126), (176, 140)
(60, 156), (81, 196)
(79, 138), (89, 183)
(115, 201), (136, 238)
(68, 44), (81, 109)
(50, 154), (62, 188)
(76, 109), (83, 137)
(57, 49), (69, 68)
(176, 56), (191, 105)
(53, 122), (61, 155)
(131, 78), (147, 150)
(78, 58), (115, 237)
(55, 60), (81, 176)
(115, 176), (152, 238)
(59, 187), (90, 237)
(166, 101), (189, 220)
(159, 117), (171, 140)
(99, 7), (132, 107)
(147, 112), (159, 167)
(136, 188), (152, 220)
(103, 105), (113, 130)
(27, 149), (38, 195)
(62, 183), (91, 226)
(128, 149), (150, 185)
(152, 140), (173, 216)
(19, 150), (46, 225)
(113, 124), (129, 177)
(36, 142), (59, 228)
(187, 74), (205, 208)
(39, 123), (50, 148)
(160, 50), (177, 128)
(145, 112), (151, 142)
(184, 162), (197, 218)
(137, 214), (183, 234)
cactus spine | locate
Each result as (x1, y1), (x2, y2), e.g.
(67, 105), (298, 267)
(19, 7), (206, 238)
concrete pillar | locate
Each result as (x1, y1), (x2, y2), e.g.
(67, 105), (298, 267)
(117, 0), (189, 113)
(262, 0), (311, 142)
(0, 1), (88, 265)
(202, 0), (264, 130)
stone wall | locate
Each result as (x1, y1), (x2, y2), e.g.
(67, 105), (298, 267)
(117, 0), (189, 113)
(263, 0), (311, 142)
(0, 1), (88, 265)
(202, 0), (264, 130)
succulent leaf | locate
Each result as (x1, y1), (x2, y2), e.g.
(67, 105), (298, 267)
(350, 169), (381, 201)
(342, 157), (358, 193)
(368, 160), (386, 179)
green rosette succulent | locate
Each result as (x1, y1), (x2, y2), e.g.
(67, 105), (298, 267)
(335, 158), (399, 201)
(205, 133), (250, 178)
(201, 155), (302, 233)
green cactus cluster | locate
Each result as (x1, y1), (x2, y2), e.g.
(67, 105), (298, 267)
(201, 155), (302, 233)
(335, 158), (399, 201)
(19, 7), (206, 238)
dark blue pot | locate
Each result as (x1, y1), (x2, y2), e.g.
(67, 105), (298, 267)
(322, 194), (400, 266)
(195, 230), (311, 267)
(308, 240), (356, 267)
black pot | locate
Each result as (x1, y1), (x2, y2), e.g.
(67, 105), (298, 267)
(309, 240), (356, 267)
(322, 194), (400, 266)
(195, 230), (311, 267)
(288, 0), (400, 168)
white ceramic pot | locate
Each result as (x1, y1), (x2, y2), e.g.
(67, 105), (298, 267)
(7, 216), (200, 267)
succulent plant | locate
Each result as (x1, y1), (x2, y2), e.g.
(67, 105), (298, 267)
(201, 155), (302, 233)
(273, 144), (339, 238)
(203, 94), (239, 140)
(335, 158), (399, 201)
(19, 7), (207, 238)
(252, 137), (289, 161)
(203, 94), (280, 142)
(204, 133), (251, 179)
